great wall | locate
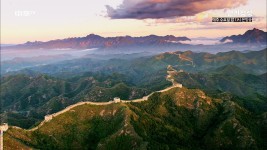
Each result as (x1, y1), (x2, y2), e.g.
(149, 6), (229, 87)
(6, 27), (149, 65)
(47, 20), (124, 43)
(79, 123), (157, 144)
(165, 52), (195, 67)
(3, 66), (183, 132)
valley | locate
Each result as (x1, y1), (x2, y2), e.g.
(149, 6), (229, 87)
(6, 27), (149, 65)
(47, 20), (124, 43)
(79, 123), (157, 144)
(0, 32), (266, 149)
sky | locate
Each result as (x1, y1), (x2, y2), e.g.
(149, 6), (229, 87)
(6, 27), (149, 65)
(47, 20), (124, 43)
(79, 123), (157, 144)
(1, 0), (266, 44)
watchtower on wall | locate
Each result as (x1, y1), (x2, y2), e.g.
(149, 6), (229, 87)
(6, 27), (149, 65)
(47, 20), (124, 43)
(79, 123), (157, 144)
(44, 115), (53, 122)
(114, 97), (121, 103)
(0, 123), (8, 131)
(0, 123), (8, 150)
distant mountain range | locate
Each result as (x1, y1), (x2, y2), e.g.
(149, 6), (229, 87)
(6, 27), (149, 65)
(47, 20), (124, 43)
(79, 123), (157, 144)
(3, 28), (266, 50)
(3, 34), (191, 50)
(220, 28), (267, 44)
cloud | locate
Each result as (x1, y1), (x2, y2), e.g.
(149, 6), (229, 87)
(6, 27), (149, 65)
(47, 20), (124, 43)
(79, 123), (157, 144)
(154, 12), (213, 24)
(106, 0), (247, 19)
(220, 39), (233, 43)
(179, 38), (222, 45)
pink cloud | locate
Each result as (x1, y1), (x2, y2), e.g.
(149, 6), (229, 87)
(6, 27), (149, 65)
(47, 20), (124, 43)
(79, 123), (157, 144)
(106, 0), (248, 19)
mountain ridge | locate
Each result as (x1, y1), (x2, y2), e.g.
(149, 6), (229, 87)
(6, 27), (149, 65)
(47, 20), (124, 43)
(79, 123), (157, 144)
(7, 82), (181, 132)
(220, 28), (267, 44)
(1, 49), (266, 130)
(4, 87), (266, 149)
(4, 34), (191, 50)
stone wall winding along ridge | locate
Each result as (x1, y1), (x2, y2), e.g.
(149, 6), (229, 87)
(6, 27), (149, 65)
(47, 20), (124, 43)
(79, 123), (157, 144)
(10, 67), (182, 131)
